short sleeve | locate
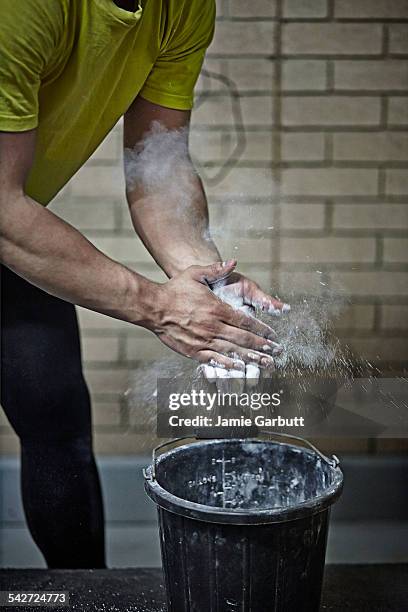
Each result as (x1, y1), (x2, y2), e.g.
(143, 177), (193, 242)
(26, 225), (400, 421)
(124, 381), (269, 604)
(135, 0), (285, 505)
(0, 0), (62, 132)
(140, 0), (216, 111)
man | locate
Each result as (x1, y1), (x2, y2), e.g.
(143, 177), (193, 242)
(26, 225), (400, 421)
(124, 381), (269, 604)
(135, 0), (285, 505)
(0, 0), (285, 568)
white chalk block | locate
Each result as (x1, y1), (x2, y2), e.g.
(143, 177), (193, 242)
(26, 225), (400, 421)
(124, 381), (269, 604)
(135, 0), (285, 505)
(202, 364), (216, 383)
(215, 367), (229, 392)
(229, 369), (245, 379)
(228, 369), (245, 393)
(245, 363), (260, 387)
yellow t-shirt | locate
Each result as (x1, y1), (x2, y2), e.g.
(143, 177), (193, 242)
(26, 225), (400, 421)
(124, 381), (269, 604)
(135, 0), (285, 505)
(0, 0), (215, 204)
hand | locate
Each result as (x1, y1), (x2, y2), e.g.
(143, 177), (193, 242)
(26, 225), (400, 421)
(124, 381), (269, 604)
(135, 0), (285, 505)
(148, 260), (280, 368)
(202, 270), (291, 386)
(211, 272), (290, 317)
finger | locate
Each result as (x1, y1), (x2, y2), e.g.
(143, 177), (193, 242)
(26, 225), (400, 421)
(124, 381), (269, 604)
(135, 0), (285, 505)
(238, 305), (255, 317)
(246, 287), (291, 316)
(222, 306), (278, 340)
(197, 350), (238, 370)
(188, 259), (236, 285)
(208, 339), (277, 367)
(216, 327), (282, 356)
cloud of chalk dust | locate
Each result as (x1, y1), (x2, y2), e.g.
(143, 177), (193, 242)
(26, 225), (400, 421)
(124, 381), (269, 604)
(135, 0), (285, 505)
(124, 120), (198, 215)
(122, 121), (352, 435)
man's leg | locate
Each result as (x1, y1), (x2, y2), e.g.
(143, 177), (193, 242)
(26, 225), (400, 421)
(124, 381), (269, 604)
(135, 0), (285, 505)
(0, 266), (105, 568)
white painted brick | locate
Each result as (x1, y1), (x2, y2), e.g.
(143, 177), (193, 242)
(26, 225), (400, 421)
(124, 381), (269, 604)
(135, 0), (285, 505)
(381, 305), (408, 329)
(388, 97), (408, 126)
(383, 238), (408, 263)
(240, 97), (274, 125)
(196, 60), (227, 92)
(239, 132), (272, 161)
(282, 24), (382, 55)
(344, 337), (407, 363)
(0, 410), (12, 428)
(282, 96), (381, 126)
(217, 235), (273, 262)
(389, 25), (408, 55)
(190, 131), (224, 160)
(206, 167), (274, 197)
(192, 96), (273, 126)
(192, 96), (236, 125)
(92, 402), (121, 427)
(335, 61), (408, 91)
(335, 305), (375, 330)
(209, 22), (276, 55)
(333, 204), (408, 229)
(281, 168), (378, 196)
(82, 337), (120, 363)
(230, 0), (277, 18)
(0, 434), (19, 455)
(216, 0), (225, 18)
(277, 271), (331, 295)
(89, 131), (121, 162)
(386, 170), (408, 195)
(280, 237), (376, 263)
(335, 0), (408, 19)
(282, 60), (327, 91)
(330, 271), (408, 296)
(125, 334), (173, 361)
(50, 200), (117, 231)
(90, 236), (155, 264)
(283, 0), (327, 18)
(226, 58), (274, 91)
(77, 307), (130, 331)
(280, 203), (326, 229)
(281, 133), (325, 161)
(70, 166), (125, 198)
(128, 410), (161, 431)
(84, 369), (130, 395)
(51, 183), (72, 204)
(118, 207), (134, 231)
(333, 133), (408, 161)
(94, 432), (160, 455)
(209, 202), (275, 231)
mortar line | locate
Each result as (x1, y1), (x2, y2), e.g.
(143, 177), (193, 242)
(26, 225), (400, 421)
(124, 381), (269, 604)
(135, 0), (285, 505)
(271, 0), (283, 294)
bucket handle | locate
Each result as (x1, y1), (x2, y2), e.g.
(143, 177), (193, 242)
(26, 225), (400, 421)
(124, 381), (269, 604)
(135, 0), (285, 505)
(144, 436), (192, 481)
(259, 430), (340, 469)
(144, 433), (339, 482)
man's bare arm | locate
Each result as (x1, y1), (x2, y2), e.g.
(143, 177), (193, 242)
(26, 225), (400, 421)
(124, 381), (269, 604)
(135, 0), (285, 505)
(124, 97), (289, 319)
(124, 97), (221, 277)
(0, 130), (160, 325)
(0, 129), (277, 368)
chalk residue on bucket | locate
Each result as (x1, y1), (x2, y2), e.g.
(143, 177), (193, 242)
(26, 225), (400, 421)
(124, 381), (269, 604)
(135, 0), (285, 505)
(186, 443), (331, 511)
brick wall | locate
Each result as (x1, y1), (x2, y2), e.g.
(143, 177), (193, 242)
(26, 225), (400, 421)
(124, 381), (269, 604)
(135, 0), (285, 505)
(1, 0), (407, 455)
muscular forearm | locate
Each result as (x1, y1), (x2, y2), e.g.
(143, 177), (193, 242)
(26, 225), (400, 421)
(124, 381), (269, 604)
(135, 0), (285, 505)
(0, 192), (160, 326)
(128, 170), (221, 277)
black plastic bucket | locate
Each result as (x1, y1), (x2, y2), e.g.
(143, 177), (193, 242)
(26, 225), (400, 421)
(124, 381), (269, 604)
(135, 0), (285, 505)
(144, 433), (343, 612)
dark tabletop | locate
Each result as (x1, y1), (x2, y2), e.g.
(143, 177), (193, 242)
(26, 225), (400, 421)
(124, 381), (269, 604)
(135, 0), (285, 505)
(0, 565), (407, 612)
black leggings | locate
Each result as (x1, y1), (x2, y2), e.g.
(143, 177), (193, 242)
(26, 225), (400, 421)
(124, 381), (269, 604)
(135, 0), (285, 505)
(0, 266), (105, 568)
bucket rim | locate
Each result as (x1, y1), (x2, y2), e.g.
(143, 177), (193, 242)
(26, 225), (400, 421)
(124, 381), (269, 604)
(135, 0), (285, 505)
(144, 438), (344, 525)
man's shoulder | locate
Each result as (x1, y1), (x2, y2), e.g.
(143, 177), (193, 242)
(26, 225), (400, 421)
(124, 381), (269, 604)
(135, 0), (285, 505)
(1, 0), (68, 29)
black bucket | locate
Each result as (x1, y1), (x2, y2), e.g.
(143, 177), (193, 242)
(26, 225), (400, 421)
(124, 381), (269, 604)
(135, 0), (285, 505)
(144, 433), (343, 612)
